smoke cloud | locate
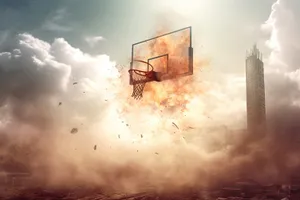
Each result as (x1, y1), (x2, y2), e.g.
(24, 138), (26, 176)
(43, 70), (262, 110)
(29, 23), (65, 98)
(0, 0), (300, 194)
(0, 29), (249, 192)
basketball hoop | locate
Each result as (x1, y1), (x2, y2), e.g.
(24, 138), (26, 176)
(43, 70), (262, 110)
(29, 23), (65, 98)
(128, 26), (193, 100)
(128, 60), (156, 100)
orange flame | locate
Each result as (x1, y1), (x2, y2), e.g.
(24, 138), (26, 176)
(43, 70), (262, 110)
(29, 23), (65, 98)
(131, 28), (209, 112)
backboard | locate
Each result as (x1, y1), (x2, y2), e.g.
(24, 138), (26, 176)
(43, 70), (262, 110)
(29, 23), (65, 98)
(129, 26), (193, 85)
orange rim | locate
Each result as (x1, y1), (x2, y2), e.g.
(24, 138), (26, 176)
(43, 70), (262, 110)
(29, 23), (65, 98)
(128, 60), (154, 77)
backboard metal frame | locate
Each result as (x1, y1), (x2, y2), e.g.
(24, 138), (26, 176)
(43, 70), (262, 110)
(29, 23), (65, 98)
(147, 54), (169, 73)
(130, 26), (193, 85)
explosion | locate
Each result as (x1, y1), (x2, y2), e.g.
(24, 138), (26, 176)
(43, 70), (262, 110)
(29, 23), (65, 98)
(130, 27), (207, 112)
(0, 29), (240, 195)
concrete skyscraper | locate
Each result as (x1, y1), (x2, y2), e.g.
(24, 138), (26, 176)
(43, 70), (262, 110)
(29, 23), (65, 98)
(245, 45), (266, 134)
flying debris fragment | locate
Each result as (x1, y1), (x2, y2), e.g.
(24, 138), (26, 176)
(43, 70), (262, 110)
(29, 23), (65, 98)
(70, 128), (78, 134)
(58, 102), (62, 106)
(172, 122), (179, 129)
(73, 82), (78, 85)
(94, 145), (97, 150)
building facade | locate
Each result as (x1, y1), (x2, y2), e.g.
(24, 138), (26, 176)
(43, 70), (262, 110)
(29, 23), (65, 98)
(245, 45), (266, 134)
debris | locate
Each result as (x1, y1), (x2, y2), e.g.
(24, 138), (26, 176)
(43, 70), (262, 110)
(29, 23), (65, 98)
(172, 122), (179, 129)
(126, 124), (129, 126)
(94, 145), (97, 150)
(141, 134), (143, 138)
(155, 152), (159, 155)
(137, 150), (138, 152)
(118, 135), (120, 139)
(73, 82), (78, 85)
(70, 128), (78, 134)
(58, 102), (62, 106)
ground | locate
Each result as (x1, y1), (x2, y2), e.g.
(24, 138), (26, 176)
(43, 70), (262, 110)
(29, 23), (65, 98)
(1, 185), (300, 200)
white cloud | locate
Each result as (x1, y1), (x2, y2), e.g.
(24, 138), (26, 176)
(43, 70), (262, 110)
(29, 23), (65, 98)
(262, 0), (300, 128)
(0, 33), (118, 128)
(85, 35), (105, 47)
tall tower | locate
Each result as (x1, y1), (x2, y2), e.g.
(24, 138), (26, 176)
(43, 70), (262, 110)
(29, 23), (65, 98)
(246, 45), (266, 135)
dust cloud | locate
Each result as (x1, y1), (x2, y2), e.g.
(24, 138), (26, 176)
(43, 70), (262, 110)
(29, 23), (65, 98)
(0, 0), (300, 194)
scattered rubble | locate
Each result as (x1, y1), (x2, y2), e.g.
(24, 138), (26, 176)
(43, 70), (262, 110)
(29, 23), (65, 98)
(70, 128), (78, 134)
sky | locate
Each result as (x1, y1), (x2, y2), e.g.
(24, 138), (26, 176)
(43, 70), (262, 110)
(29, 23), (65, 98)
(1, 0), (300, 189)
(0, 0), (276, 73)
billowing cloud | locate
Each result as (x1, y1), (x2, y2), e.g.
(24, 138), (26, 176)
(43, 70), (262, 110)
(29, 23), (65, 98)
(0, 30), (250, 192)
(0, 33), (119, 129)
(262, 0), (300, 130)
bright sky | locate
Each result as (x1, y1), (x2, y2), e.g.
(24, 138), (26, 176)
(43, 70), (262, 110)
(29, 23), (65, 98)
(0, 0), (277, 74)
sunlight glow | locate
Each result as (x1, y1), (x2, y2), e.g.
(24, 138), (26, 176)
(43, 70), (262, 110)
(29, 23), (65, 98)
(161, 0), (208, 16)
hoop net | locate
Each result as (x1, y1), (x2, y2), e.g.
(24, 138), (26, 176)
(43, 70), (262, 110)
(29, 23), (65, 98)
(128, 69), (154, 100)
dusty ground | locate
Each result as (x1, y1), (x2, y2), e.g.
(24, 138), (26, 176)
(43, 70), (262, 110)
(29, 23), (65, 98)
(0, 187), (201, 200)
(1, 187), (298, 200)
(1, 176), (300, 200)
